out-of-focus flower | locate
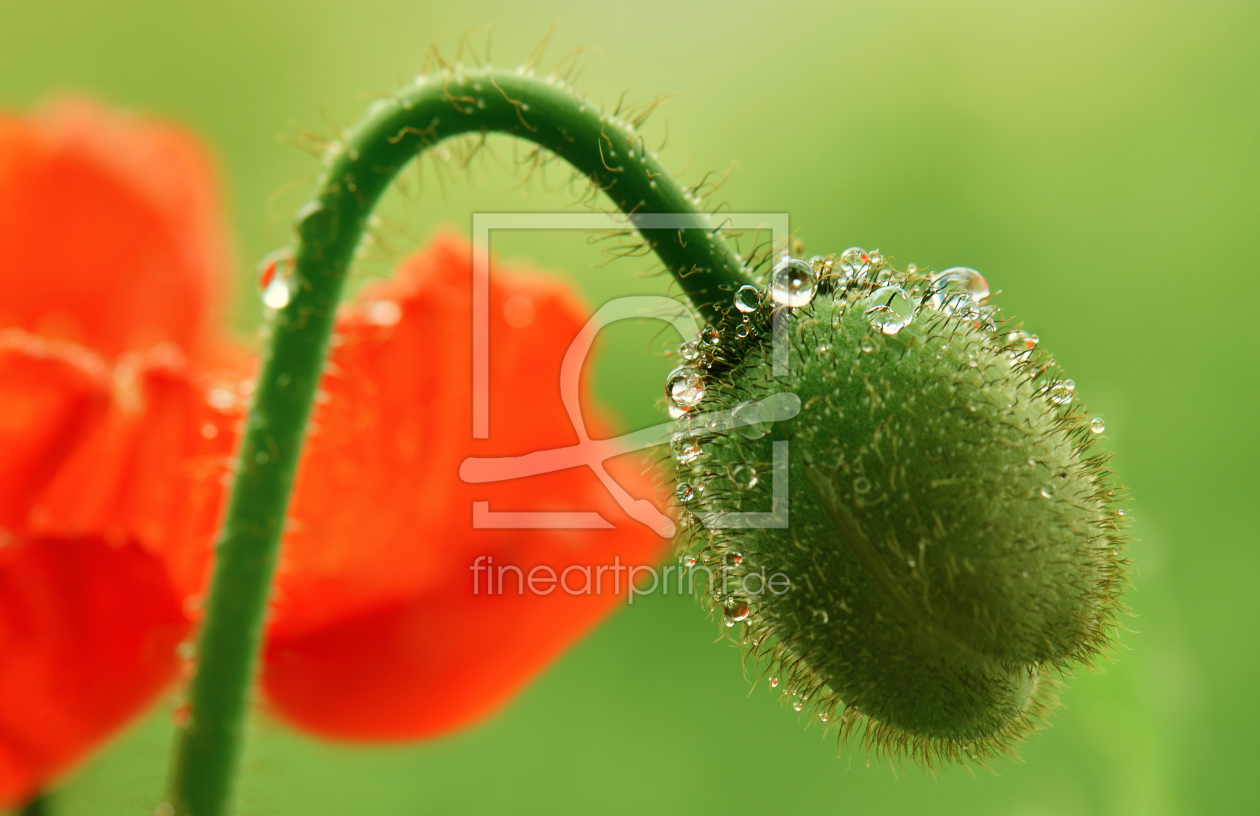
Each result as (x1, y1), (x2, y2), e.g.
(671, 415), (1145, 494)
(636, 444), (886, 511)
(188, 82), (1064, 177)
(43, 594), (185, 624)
(0, 101), (666, 805)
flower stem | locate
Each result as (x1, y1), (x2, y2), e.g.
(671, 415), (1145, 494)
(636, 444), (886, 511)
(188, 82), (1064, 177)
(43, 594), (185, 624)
(19, 793), (49, 816)
(166, 66), (753, 815)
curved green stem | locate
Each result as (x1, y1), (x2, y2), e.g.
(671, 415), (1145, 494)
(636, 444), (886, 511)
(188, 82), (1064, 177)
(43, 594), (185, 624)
(166, 66), (752, 815)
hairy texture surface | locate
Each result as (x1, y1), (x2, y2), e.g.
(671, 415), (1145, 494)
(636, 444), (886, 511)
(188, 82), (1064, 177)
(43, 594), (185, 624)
(669, 253), (1129, 766)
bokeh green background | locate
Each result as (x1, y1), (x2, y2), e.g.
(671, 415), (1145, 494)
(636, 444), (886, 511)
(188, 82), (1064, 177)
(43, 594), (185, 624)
(2, 0), (1257, 813)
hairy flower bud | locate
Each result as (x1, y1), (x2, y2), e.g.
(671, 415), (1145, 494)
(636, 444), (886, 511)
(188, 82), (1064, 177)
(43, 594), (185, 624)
(670, 251), (1129, 765)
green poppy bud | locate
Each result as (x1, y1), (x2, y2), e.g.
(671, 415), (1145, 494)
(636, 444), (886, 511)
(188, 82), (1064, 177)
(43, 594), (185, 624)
(670, 249), (1129, 765)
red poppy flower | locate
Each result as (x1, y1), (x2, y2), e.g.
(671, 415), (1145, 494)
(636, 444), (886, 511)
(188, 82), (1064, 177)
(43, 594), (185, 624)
(0, 100), (667, 805)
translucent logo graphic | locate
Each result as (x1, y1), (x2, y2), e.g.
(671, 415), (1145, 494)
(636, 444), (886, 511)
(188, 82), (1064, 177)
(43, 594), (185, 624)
(458, 212), (795, 537)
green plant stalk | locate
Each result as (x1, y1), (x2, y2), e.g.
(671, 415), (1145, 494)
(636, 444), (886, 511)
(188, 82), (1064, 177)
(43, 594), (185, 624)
(166, 66), (753, 816)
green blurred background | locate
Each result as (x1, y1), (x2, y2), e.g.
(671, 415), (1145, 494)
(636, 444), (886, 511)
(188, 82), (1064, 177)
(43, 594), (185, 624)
(2, 0), (1257, 813)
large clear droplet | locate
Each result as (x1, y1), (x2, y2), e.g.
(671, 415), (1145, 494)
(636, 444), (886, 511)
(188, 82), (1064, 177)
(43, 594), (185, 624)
(698, 327), (721, 348)
(723, 597), (751, 624)
(671, 433), (704, 464)
(864, 285), (914, 335)
(676, 482), (696, 503)
(731, 401), (772, 439)
(1047, 379), (1076, 405)
(258, 249), (294, 310)
(728, 463), (758, 490)
(1090, 417), (1106, 433)
(928, 267), (989, 313)
(665, 366), (706, 410)
(770, 258), (817, 307)
(838, 247), (871, 280)
(733, 284), (761, 313)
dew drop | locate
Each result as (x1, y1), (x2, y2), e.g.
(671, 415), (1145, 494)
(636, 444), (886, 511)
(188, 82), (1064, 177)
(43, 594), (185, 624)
(683, 554), (697, 568)
(731, 401), (771, 439)
(864, 285), (914, 335)
(838, 247), (871, 280)
(676, 482), (696, 503)
(819, 712), (829, 722)
(257, 249), (294, 310)
(734, 284), (762, 313)
(859, 338), (875, 354)
(723, 597), (751, 625)
(1047, 380), (1076, 405)
(735, 323), (751, 339)
(665, 366), (705, 410)
(1040, 482), (1057, 499)
(1090, 417), (1106, 433)
(728, 463), (758, 490)
(698, 326), (721, 348)
(853, 476), (872, 494)
(770, 258), (817, 307)
(671, 433), (704, 464)
(928, 267), (989, 313)
(793, 700), (804, 712)
(1007, 330), (1039, 352)
(770, 676), (779, 688)
(732, 552), (744, 565)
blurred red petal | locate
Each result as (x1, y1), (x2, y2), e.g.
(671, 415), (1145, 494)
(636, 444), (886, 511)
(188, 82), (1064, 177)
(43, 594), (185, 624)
(29, 346), (242, 598)
(0, 99), (229, 360)
(0, 331), (109, 529)
(0, 533), (189, 807)
(261, 235), (669, 738)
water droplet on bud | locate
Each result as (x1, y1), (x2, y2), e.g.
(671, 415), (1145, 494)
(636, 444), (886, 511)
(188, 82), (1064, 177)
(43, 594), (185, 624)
(728, 463), (758, 489)
(770, 258), (817, 307)
(1090, 417), (1106, 433)
(734, 284), (762, 313)
(665, 367), (706, 410)
(928, 267), (989, 313)
(731, 401), (772, 439)
(838, 247), (872, 280)
(724, 597), (751, 624)
(1048, 380), (1076, 405)
(671, 433), (704, 464)
(864, 285), (914, 335)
